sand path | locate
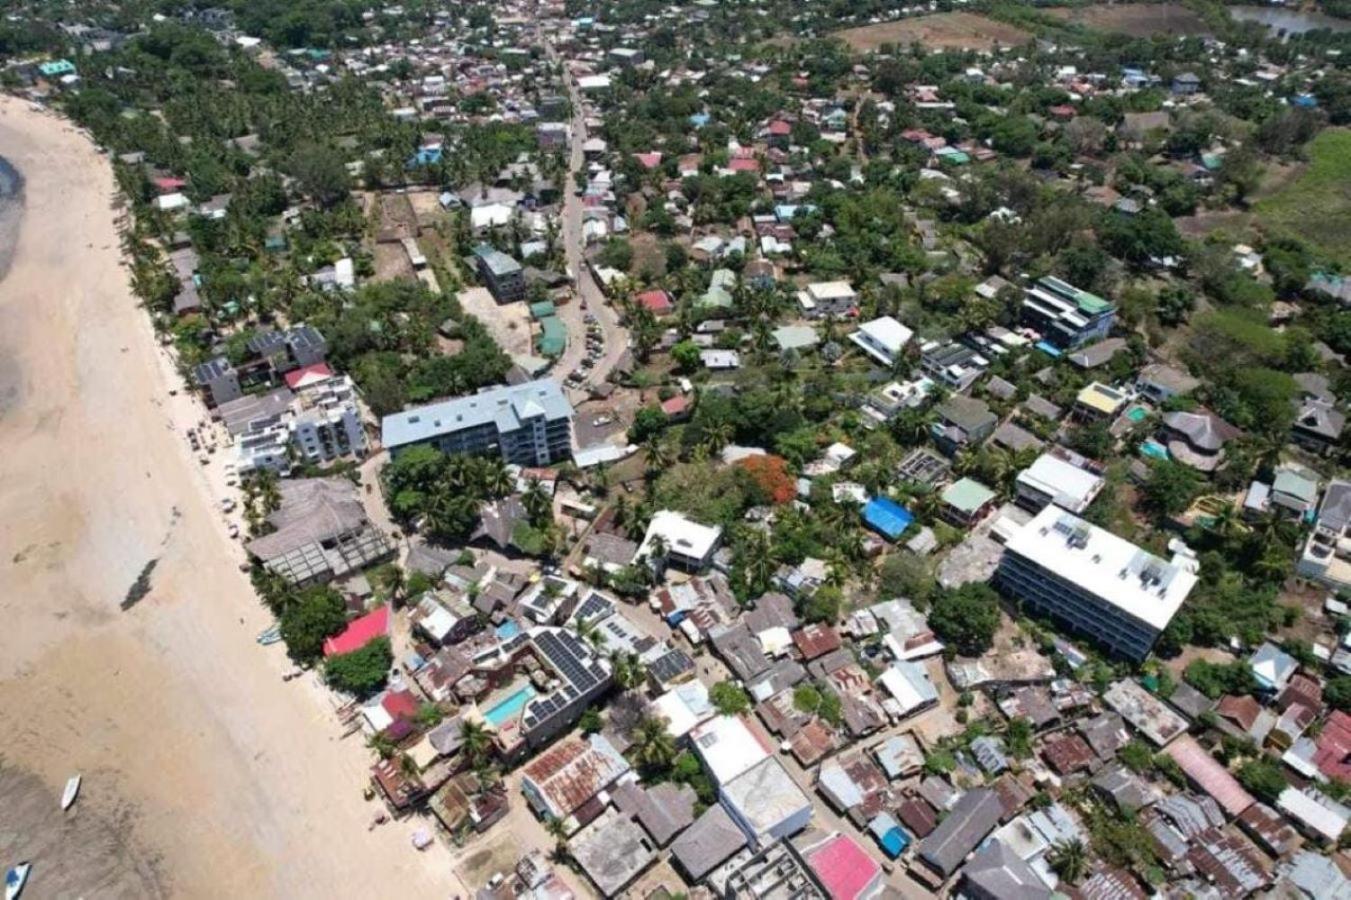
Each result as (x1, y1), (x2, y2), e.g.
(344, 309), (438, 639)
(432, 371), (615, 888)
(0, 97), (457, 898)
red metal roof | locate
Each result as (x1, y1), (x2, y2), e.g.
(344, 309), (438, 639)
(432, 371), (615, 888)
(284, 362), (334, 389)
(1165, 734), (1255, 817)
(792, 624), (842, 660)
(323, 605), (390, 657)
(636, 289), (673, 314)
(634, 152), (663, 170)
(805, 833), (881, 900)
(661, 395), (690, 416)
(1314, 710), (1351, 781)
(382, 688), (419, 720)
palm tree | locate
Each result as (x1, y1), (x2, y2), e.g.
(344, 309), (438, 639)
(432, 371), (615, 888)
(1047, 838), (1088, 883)
(460, 719), (492, 768)
(643, 435), (674, 476)
(522, 477), (552, 525)
(544, 816), (570, 862)
(630, 715), (676, 773)
(373, 564), (407, 606)
(482, 458), (516, 498)
(576, 616), (608, 650)
(701, 421), (735, 457)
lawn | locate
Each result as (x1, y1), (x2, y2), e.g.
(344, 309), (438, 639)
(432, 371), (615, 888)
(1043, 3), (1212, 36)
(1256, 129), (1351, 264)
(833, 12), (1031, 52)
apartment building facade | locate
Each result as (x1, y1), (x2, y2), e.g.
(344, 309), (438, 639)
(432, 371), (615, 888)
(1021, 276), (1116, 349)
(997, 505), (1198, 661)
(381, 378), (574, 466)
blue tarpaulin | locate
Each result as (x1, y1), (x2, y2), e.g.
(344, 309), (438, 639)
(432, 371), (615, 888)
(863, 497), (914, 541)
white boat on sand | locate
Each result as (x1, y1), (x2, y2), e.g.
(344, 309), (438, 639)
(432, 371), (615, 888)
(5, 862), (31, 900)
(62, 774), (81, 811)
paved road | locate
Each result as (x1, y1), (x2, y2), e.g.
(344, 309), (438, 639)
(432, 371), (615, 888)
(541, 39), (630, 407)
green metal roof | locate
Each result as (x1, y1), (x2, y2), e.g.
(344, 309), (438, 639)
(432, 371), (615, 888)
(536, 315), (566, 357)
(529, 300), (556, 319)
(941, 477), (996, 513)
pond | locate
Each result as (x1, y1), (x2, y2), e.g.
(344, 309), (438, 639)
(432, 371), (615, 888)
(1230, 5), (1351, 35)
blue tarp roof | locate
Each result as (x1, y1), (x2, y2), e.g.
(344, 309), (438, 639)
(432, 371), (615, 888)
(868, 813), (910, 858)
(1034, 340), (1062, 357)
(863, 497), (913, 540)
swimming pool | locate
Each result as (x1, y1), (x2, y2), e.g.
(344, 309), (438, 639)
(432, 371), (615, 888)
(1140, 439), (1170, 460)
(483, 685), (536, 727)
(495, 620), (522, 640)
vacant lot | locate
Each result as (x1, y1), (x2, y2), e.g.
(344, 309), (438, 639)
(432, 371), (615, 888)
(834, 12), (1032, 51)
(1044, 3), (1212, 36)
(1256, 128), (1351, 264)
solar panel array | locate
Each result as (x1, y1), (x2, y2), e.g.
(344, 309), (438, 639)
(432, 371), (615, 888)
(574, 590), (614, 624)
(521, 629), (611, 734)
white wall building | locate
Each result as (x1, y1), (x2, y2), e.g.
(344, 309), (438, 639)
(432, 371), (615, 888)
(850, 316), (914, 367)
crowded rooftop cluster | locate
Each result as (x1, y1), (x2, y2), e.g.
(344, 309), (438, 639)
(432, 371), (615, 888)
(10, 0), (1351, 894)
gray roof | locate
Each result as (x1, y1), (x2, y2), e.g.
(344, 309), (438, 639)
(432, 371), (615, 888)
(991, 421), (1044, 453)
(381, 379), (572, 450)
(192, 355), (235, 385)
(1318, 480), (1351, 533)
(612, 781), (696, 846)
(1069, 337), (1128, 369)
(475, 244), (523, 277)
(1296, 399), (1346, 440)
(937, 395), (996, 433)
(961, 839), (1053, 900)
(709, 622), (770, 681)
(1167, 682), (1215, 719)
(245, 478), (390, 581)
(1283, 849), (1351, 900)
(670, 804), (747, 881)
(216, 386), (296, 435)
(917, 787), (1003, 877)
(1139, 363), (1200, 395)
(1023, 394), (1063, 421)
(570, 813), (656, 897)
(1163, 410), (1240, 452)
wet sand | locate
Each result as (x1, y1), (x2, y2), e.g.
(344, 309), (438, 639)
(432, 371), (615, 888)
(0, 98), (457, 896)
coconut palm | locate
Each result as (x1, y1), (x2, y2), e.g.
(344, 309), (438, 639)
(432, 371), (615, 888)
(460, 719), (492, 768)
(522, 477), (552, 525)
(1047, 838), (1088, 883)
(630, 715), (676, 773)
(544, 816), (570, 861)
(643, 435), (674, 476)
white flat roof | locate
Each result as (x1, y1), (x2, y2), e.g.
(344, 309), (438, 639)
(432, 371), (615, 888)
(690, 715), (770, 786)
(1004, 505), (1197, 631)
(806, 280), (856, 300)
(652, 681), (715, 738)
(1016, 454), (1104, 511)
(855, 316), (914, 353)
(721, 757), (812, 836)
(637, 510), (722, 563)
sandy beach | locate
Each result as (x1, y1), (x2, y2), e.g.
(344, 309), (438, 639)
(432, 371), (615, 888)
(0, 97), (458, 897)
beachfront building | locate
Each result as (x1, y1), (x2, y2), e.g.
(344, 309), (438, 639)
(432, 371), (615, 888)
(1021, 276), (1116, 350)
(381, 379), (574, 465)
(997, 505), (1199, 661)
(245, 477), (393, 585)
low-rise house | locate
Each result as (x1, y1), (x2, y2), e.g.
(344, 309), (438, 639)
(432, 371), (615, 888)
(1102, 680), (1188, 745)
(915, 787), (1004, 880)
(940, 478), (998, 526)
(1137, 363), (1200, 404)
(475, 245), (526, 302)
(612, 781), (696, 846)
(636, 510), (722, 572)
(920, 340), (989, 391)
(1161, 409), (1242, 472)
(721, 757), (814, 849)
(800, 833), (883, 900)
(1073, 382), (1129, 425)
(1298, 480), (1351, 591)
(1164, 735), (1256, 818)
(1293, 396), (1346, 455)
(1279, 786), (1351, 844)
(931, 395), (997, 455)
(520, 733), (631, 823)
(670, 805), (747, 884)
(797, 281), (858, 318)
(849, 316), (913, 367)
(1014, 452), (1105, 514)
(570, 811), (656, 898)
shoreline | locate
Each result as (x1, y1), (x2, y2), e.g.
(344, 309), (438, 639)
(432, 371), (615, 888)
(0, 96), (459, 897)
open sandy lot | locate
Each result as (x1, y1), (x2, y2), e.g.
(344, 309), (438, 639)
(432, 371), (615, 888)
(0, 97), (457, 897)
(458, 284), (536, 357)
(1045, 3), (1212, 36)
(834, 12), (1032, 52)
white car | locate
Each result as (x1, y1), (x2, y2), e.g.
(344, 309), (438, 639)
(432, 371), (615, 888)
(221, 498), (237, 513)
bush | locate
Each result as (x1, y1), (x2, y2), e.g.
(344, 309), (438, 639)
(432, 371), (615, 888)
(279, 586), (348, 665)
(710, 680), (751, 716)
(928, 583), (1001, 656)
(324, 637), (393, 697)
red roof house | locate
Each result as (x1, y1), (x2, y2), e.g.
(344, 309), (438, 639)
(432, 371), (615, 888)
(284, 362), (334, 390)
(636, 289), (674, 316)
(728, 156), (760, 174)
(793, 624), (842, 660)
(323, 605), (391, 657)
(634, 152), (663, 170)
(768, 120), (792, 137)
(153, 175), (188, 193)
(1314, 710), (1351, 781)
(803, 833), (882, 900)
(1165, 734), (1255, 817)
(661, 395), (691, 419)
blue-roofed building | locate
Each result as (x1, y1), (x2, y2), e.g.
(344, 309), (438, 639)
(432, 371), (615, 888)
(381, 378), (574, 465)
(868, 813), (910, 859)
(863, 497), (914, 541)
(689, 113), (711, 127)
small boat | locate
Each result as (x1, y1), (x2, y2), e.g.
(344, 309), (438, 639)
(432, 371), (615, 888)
(62, 774), (81, 811)
(5, 863), (31, 900)
(256, 625), (282, 646)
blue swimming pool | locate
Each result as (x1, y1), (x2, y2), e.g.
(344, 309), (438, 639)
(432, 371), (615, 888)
(495, 620), (522, 640)
(1140, 439), (1170, 460)
(484, 685), (536, 727)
